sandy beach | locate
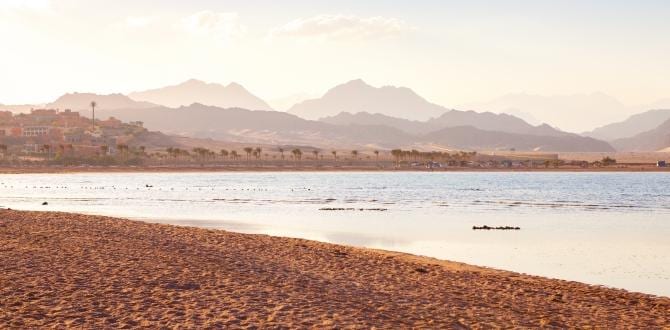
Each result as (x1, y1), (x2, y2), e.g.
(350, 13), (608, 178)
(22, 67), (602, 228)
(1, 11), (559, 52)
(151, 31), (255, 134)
(0, 210), (668, 328)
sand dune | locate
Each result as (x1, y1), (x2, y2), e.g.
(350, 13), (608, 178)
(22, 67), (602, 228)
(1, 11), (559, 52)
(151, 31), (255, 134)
(0, 210), (668, 328)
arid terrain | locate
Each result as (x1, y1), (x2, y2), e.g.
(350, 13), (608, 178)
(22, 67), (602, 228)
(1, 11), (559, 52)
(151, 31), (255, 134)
(1, 210), (668, 328)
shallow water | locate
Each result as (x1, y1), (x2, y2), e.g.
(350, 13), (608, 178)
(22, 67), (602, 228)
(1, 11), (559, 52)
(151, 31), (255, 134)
(1, 171), (668, 296)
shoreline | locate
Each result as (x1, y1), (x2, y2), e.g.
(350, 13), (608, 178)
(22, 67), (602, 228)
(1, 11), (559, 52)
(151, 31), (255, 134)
(1, 164), (669, 174)
(1, 210), (668, 328)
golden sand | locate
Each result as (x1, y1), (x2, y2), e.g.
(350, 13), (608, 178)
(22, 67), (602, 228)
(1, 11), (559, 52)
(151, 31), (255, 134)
(0, 210), (668, 328)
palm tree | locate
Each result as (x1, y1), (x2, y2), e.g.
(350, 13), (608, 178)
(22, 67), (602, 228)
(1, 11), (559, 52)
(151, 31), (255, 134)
(166, 147), (178, 164)
(231, 150), (239, 160)
(254, 147), (262, 160)
(331, 150), (337, 161)
(374, 150), (379, 162)
(191, 147), (200, 161)
(41, 144), (51, 161)
(0, 144), (7, 159)
(351, 150), (358, 161)
(220, 149), (229, 160)
(390, 149), (402, 167)
(191, 147), (211, 164)
(312, 150), (319, 161)
(116, 144), (129, 161)
(411, 149), (420, 162)
(243, 147), (253, 161)
(291, 148), (302, 163)
(278, 147), (285, 160)
(602, 156), (616, 166)
(179, 149), (190, 162)
(90, 101), (97, 129)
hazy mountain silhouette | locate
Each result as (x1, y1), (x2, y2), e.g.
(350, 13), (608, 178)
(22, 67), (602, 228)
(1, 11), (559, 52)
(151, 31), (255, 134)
(268, 93), (316, 111)
(584, 109), (670, 141)
(288, 79), (446, 121)
(98, 103), (613, 151)
(321, 111), (567, 136)
(637, 98), (670, 112)
(430, 111), (566, 136)
(462, 92), (630, 133)
(101, 103), (413, 148)
(47, 92), (157, 111)
(611, 118), (670, 151)
(320, 112), (428, 134)
(506, 109), (542, 126)
(0, 103), (38, 113)
(129, 79), (272, 110)
(423, 126), (615, 152)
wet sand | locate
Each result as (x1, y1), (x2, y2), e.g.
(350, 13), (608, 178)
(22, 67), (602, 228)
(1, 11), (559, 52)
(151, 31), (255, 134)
(0, 210), (668, 328)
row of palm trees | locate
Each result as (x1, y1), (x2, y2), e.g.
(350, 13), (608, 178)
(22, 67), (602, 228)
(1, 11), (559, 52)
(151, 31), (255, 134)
(161, 147), (478, 164)
(158, 147), (379, 164)
(0, 142), (484, 167)
(391, 149), (477, 162)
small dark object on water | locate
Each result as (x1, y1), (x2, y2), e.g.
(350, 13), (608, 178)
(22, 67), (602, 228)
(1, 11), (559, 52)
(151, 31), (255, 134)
(42, 202), (48, 205)
(145, 184), (153, 188)
(472, 225), (520, 230)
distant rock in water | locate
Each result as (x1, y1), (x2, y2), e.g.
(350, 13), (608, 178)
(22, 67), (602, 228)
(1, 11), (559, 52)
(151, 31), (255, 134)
(472, 225), (520, 230)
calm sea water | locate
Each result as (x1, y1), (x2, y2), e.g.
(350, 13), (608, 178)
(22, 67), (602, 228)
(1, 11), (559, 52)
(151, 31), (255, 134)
(1, 171), (668, 296)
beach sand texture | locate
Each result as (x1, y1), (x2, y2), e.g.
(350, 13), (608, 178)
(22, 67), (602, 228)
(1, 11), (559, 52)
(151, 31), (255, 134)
(0, 210), (668, 328)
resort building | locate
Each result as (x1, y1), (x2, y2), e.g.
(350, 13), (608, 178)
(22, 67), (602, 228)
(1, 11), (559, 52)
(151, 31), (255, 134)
(21, 126), (51, 137)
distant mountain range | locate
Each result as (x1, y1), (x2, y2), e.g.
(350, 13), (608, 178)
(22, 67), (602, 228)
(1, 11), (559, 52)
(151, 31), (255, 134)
(0, 104), (36, 113)
(320, 111), (566, 136)
(97, 103), (614, 152)
(10, 78), (670, 152)
(288, 79), (446, 121)
(584, 109), (670, 141)
(47, 92), (157, 110)
(461, 92), (631, 133)
(611, 118), (670, 151)
(128, 79), (272, 110)
(97, 103), (414, 148)
(423, 126), (612, 152)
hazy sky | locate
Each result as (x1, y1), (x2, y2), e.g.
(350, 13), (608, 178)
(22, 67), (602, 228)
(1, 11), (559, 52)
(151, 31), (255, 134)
(2, 0), (669, 114)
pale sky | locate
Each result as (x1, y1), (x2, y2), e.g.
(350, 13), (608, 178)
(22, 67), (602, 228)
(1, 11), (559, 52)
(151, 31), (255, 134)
(1, 0), (669, 118)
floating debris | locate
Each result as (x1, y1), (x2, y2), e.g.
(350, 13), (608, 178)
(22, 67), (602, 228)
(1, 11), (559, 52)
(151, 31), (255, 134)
(472, 225), (520, 230)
